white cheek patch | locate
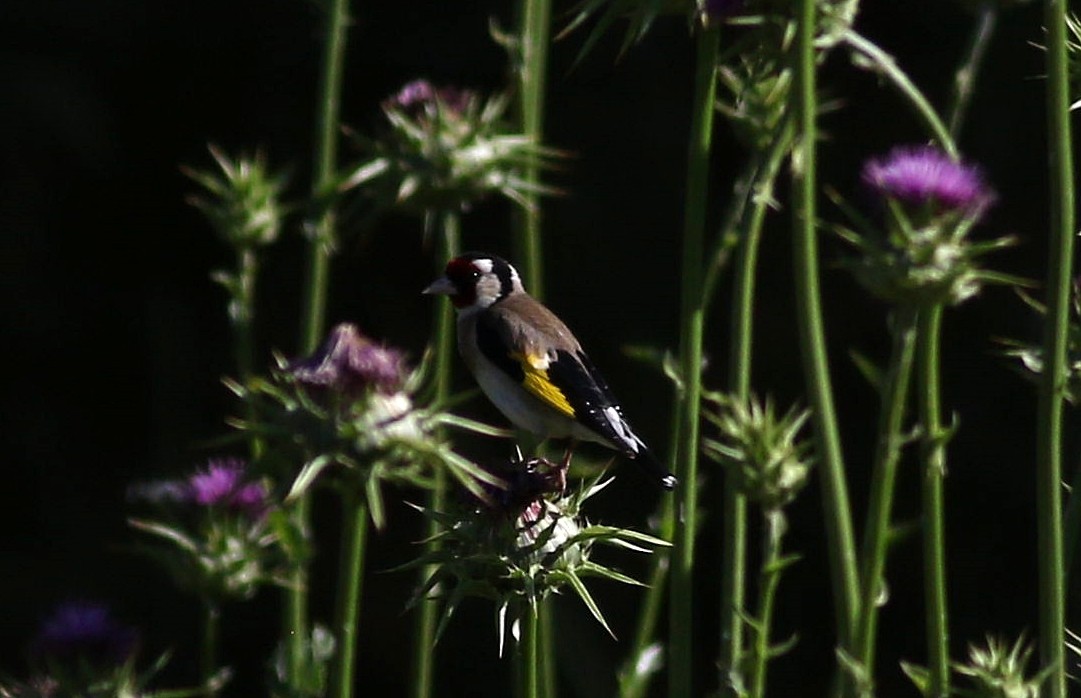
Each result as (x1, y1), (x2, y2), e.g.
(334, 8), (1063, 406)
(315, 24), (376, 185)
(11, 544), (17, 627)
(475, 275), (503, 307)
(473, 259), (494, 273)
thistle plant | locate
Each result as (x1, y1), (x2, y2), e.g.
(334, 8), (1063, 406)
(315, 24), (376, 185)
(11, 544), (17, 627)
(128, 458), (281, 601)
(339, 79), (559, 224)
(703, 394), (812, 698)
(835, 145), (1008, 309)
(951, 635), (1048, 698)
(227, 322), (504, 698)
(337, 73), (560, 697)
(834, 144), (1009, 695)
(184, 147), (287, 391)
(400, 454), (667, 698)
(235, 322), (504, 526)
(128, 458), (282, 695)
(2, 601), (201, 698)
(30, 602), (141, 695)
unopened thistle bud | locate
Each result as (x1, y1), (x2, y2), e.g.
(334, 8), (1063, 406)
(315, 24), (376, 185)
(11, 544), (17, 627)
(954, 634), (1045, 698)
(340, 79), (559, 215)
(702, 394), (812, 512)
(184, 146), (286, 249)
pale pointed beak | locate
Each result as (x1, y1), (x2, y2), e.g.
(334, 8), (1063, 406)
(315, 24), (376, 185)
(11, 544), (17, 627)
(422, 276), (456, 296)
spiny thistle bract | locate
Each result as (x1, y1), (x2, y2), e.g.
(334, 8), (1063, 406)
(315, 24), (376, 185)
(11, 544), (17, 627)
(701, 393), (813, 513)
(1068, 13), (1081, 111)
(226, 323), (506, 529)
(717, 44), (791, 153)
(399, 456), (669, 656)
(833, 145), (1015, 308)
(1000, 280), (1081, 406)
(127, 458), (287, 603)
(952, 634), (1048, 698)
(0, 601), (189, 698)
(183, 146), (287, 250)
(339, 80), (560, 220)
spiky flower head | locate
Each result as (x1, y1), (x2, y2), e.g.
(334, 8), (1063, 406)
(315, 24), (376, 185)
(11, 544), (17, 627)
(402, 457), (668, 655)
(22, 601), (146, 697)
(288, 323), (406, 398)
(835, 145), (1014, 308)
(184, 145), (287, 249)
(340, 79), (559, 217)
(954, 634), (1047, 698)
(863, 146), (995, 221)
(702, 394), (812, 512)
(128, 458), (284, 602)
(717, 49), (792, 153)
(33, 602), (138, 669)
(186, 458), (270, 520)
(228, 324), (505, 529)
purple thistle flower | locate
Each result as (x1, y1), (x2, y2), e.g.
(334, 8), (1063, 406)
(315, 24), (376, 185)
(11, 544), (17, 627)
(385, 79), (473, 118)
(288, 323), (406, 397)
(34, 601), (138, 666)
(862, 145), (996, 219)
(187, 458), (269, 519)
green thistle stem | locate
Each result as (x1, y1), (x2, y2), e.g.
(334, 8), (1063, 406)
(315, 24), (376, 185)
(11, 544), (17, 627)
(232, 249), (258, 381)
(718, 125), (793, 696)
(538, 600), (556, 698)
(233, 248), (264, 459)
(669, 23), (721, 698)
(291, 0), (350, 685)
(201, 600), (220, 698)
(793, 0), (860, 651)
(842, 29), (958, 159)
(946, 4), (998, 139)
(1063, 456), (1081, 580)
(412, 211), (461, 698)
(522, 607), (540, 698)
(515, 0), (551, 296)
(749, 511), (787, 698)
(855, 309), (919, 684)
(1037, 0), (1074, 695)
(300, 0), (349, 351)
(917, 306), (949, 698)
(330, 489), (370, 698)
(515, 5), (554, 688)
(619, 403), (680, 698)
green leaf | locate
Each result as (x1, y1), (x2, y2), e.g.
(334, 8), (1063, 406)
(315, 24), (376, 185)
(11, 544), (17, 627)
(849, 348), (884, 394)
(559, 568), (616, 639)
(433, 412), (515, 438)
(366, 469), (386, 531)
(576, 560), (647, 587)
(899, 660), (930, 696)
(287, 454), (335, 501)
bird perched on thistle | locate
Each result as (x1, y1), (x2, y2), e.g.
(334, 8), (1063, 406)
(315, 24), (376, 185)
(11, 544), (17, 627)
(424, 252), (677, 490)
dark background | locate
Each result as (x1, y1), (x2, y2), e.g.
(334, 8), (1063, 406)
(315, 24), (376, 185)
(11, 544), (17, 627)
(0, 1), (1067, 695)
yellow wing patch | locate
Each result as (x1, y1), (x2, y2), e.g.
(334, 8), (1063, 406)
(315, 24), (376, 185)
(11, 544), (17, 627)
(511, 352), (576, 418)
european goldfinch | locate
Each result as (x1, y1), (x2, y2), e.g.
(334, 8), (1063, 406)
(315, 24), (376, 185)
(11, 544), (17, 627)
(423, 252), (678, 490)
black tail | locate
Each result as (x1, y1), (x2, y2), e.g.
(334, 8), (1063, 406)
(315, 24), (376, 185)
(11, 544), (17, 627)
(634, 446), (678, 490)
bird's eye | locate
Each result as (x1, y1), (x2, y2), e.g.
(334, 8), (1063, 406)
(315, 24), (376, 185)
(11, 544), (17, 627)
(446, 257), (482, 284)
